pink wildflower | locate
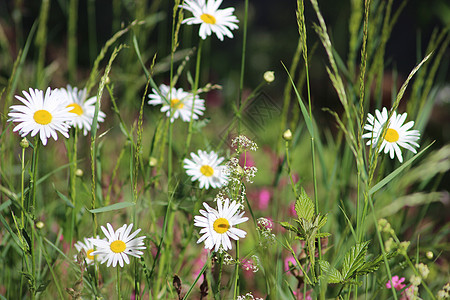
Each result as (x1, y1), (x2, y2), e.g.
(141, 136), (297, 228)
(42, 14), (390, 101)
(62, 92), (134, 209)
(284, 256), (297, 272)
(258, 189), (271, 210)
(386, 275), (406, 290)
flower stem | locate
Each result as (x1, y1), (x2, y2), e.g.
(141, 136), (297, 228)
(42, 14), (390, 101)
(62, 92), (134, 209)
(184, 39), (203, 160)
(117, 266), (122, 299)
(237, 0), (248, 134)
(233, 240), (240, 299)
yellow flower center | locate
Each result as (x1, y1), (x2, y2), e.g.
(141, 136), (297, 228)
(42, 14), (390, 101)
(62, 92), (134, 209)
(67, 103), (84, 116)
(170, 99), (184, 109)
(213, 218), (230, 234)
(200, 165), (214, 177)
(86, 249), (95, 260)
(200, 13), (216, 24)
(33, 110), (52, 125)
(384, 128), (399, 143)
(110, 240), (126, 253)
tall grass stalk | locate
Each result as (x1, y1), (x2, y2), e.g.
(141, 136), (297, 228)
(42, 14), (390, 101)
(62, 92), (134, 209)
(237, 0), (249, 135)
(35, 0), (49, 88)
(184, 39), (203, 159)
(67, 0), (78, 82)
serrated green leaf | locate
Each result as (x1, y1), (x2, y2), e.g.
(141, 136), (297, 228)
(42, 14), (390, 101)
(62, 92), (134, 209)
(341, 241), (370, 280)
(89, 202), (135, 213)
(318, 260), (343, 283)
(316, 232), (331, 238)
(279, 221), (298, 233)
(295, 188), (314, 222)
(356, 251), (397, 276)
(316, 214), (328, 230)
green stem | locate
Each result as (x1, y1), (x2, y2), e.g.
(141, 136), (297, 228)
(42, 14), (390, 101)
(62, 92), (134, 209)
(184, 39), (203, 158)
(20, 142), (26, 229)
(30, 138), (40, 299)
(237, 0), (248, 134)
(67, 0), (78, 82)
(69, 128), (78, 245)
(285, 141), (299, 199)
(233, 240), (240, 299)
(117, 266), (121, 299)
(217, 253), (224, 296)
(368, 195), (397, 300)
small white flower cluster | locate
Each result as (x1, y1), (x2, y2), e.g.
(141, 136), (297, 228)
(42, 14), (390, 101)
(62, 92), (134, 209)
(241, 255), (260, 273)
(404, 284), (420, 299)
(220, 252), (235, 264)
(256, 217), (276, 246)
(226, 156), (257, 184)
(237, 292), (263, 300)
(231, 135), (258, 152)
(416, 263), (430, 279)
(437, 283), (450, 300)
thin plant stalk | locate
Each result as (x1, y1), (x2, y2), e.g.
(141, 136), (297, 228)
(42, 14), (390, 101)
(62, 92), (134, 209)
(368, 195), (398, 300)
(67, 0), (78, 83)
(184, 39), (203, 158)
(35, 0), (50, 87)
(20, 139), (27, 228)
(68, 128), (78, 246)
(29, 137), (40, 299)
(233, 239), (240, 299)
(298, 0), (322, 265)
(237, 0), (249, 134)
(117, 266), (121, 299)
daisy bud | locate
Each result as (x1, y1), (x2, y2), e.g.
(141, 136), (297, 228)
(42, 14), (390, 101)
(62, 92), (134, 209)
(282, 129), (292, 141)
(426, 251), (434, 260)
(20, 138), (29, 149)
(36, 221), (44, 229)
(75, 169), (84, 177)
(149, 157), (158, 167)
(264, 71), (275, 83)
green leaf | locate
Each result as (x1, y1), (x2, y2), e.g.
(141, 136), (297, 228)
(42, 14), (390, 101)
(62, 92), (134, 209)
(377, 192), (443, 218)
(369, 142), (434, 195)
(316, 214), (328, 230)
(295, 188), (315, 222)
(316, 232), (331, 238)
(282, 62), (314, 138)
(356, 251), (397, 276)
(279, 222), (298, 233)
(318, 260), (343, 283)
(341, 241), (370, 280)
(89, 202), (135, 213)
(36, 280), (51, 293)
(53, 185), (74, 208)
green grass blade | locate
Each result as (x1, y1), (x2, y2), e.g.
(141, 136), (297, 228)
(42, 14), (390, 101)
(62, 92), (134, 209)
(369, 142), (434, 195)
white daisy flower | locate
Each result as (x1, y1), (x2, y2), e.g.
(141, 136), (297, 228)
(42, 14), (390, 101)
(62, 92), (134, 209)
(148, 84), (205, 123)
(194, 198), (248, 252)
(74, 236), (103, 265)
(56, 85), (106, 136)
(362, 107), (420, 163)
(181, 0), (239, 41)
(90, 223), (146, 268)
(183, 150), (228, 189)
(8, 88), (74, 146)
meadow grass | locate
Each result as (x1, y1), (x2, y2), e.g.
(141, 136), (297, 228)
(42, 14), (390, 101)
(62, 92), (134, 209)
(0, 0), (449, 299)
